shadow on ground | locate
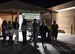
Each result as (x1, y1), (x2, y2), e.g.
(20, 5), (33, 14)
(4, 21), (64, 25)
(54, 41), (75, 54)
(43, 46), (51, 54)
(24, 36), (75, 54)
(0, 41), (42, 54)
(35, 37), (75, 54)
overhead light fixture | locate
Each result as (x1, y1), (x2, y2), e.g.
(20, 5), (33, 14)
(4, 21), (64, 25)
(56, 6), (75, 12)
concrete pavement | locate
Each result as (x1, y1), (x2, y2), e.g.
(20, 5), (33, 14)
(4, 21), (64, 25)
(0, 33), (75, 54)
(32, 33), (75, 54)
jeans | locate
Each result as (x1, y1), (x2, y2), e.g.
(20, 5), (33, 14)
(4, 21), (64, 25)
(22, 32), (27, 44)
(41, 33), (46, 44)
(9, 36), (13, 46)
(14, 29), (19, 43)
(2, 31), (7, 44)
(48, 30), (51, 38)
(33, 32), (38, 47)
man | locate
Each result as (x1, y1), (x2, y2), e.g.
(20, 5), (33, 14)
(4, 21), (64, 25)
(39, 21), (48, 48)
(51, 20), (59, 46)
(21, 19), (27, 44)
(33, 19), (39, 48)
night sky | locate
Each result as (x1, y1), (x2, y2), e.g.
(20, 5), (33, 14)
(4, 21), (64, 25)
(0, 0), (73, 8)
(21, 0), (72, 8)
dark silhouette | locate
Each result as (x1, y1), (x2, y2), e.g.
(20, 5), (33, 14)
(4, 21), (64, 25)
(47, 25), (52, 40)
(13, 17), (19, 44)
(51, 20), (59, 46)
(32, 19), (39, 48)
(39, 21), (48, 48)
(8, 21), (13, 47)
(1, 20), (7, 44)
(21, 19), (27, 44)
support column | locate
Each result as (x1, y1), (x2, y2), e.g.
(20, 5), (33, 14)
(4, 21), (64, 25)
(17, 10), (20, 22)
(74, 17), (75, 34)
(11, 9), (14, 24)
(51, 12), (52, 24)
(71, 25), (73, 35)
(40, 12), (44, 21)
(11, 9), (14, 34)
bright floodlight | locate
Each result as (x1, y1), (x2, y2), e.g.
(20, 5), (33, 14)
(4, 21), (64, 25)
(56, 6), (75, 12)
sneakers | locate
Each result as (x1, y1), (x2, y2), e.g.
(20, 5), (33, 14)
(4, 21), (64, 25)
(34, 45), (39, 48)
(36, 45), (39, 48)
(42, 43), (46, 48)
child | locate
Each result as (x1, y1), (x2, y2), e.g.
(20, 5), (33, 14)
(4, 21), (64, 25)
(8, 21), (13, 47)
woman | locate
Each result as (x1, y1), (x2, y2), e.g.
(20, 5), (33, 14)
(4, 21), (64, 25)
(2, 20), (7, 44)
(21, 19), (27, 44)
(13, 17), (19, 44)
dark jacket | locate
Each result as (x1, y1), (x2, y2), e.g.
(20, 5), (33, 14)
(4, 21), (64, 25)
(21, 22), (27, 32)
(13, 22), (19, 29)
(2, 22), (7, 32)
(39, 25), (48, 34)
(52, 24), (59, 35)
(33, 23), (39, 32)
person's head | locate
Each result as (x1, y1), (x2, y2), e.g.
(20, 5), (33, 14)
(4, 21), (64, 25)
(23, 19), (27, 24)
(42, 21), (45, 26)
(3, 20), (7, 25)
(23, 19), (26, 22)
(53, 20), (56, 24)
(33, 19), (37, 23)
(8, 21), (11, 25)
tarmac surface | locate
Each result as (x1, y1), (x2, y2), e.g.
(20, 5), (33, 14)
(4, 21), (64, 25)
(0, 33), (75, 54)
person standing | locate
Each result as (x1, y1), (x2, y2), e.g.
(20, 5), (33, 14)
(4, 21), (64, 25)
(21, 19), (27, 44)
(1, 20), (7, 44)
(8, 21), (13, 47)
(39, 21), (48, 48)
(33, 19), (39, 48)
(47, 25), (52, 40)
(51, 20), (59, 46)
(13, 17), (19, 44)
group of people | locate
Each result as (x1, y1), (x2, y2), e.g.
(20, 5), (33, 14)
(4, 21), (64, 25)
(32, 19), (59, 48)
(1, 17), (59, 48)
(1, 17), (19, 47)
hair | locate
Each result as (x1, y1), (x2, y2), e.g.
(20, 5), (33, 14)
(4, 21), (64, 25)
(53, 20), (56, 23)
(33, 19), (37, 23)
(23, 19), (27, 25)
(54, 20), (56, 22)
(8, 21), (11, 25)
(2, 20), (7, 25)
(15, 16), (18, 22)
